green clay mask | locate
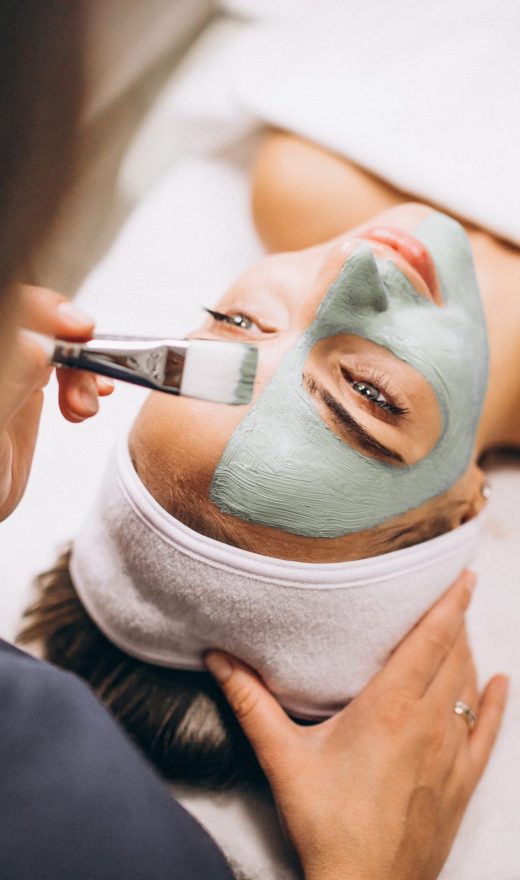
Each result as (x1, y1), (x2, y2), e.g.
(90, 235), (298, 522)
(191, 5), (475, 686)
(210, 212), (488, 537)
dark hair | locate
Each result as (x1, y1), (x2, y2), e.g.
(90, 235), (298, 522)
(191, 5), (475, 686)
(0, 1), (83, 303)
(18, 551), (266, 792)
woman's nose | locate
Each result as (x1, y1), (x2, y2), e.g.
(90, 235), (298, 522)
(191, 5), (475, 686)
(333, 246), (389, 314)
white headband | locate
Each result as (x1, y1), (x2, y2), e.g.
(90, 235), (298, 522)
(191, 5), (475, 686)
(71, 440), (483, 719)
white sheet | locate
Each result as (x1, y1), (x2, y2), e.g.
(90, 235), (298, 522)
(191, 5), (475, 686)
(2, 9), (519, 879)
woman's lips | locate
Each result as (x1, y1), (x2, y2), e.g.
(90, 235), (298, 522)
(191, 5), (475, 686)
(360, 227), (442, 305)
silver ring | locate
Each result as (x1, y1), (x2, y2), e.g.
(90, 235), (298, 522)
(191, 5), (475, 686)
(453, 700), (477, 731)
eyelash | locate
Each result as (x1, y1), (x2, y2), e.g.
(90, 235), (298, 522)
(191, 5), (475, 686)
(204, 308), (255, 330)
(340, 366), (409, 418)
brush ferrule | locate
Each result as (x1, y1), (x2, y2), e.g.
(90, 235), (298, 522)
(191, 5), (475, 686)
(52, 336), (190, 393)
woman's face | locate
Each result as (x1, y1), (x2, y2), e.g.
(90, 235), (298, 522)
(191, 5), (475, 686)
(130, 203), (487, 561)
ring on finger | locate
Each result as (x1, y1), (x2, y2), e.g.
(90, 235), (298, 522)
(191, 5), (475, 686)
(453, 700), (477, 731)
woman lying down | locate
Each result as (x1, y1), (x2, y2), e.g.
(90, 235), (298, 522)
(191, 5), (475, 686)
(19, 137), (520, 874)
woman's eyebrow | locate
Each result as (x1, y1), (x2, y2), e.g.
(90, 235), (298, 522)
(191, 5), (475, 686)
(303, 373), (406, 465)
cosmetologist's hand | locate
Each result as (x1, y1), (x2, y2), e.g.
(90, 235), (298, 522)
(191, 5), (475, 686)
(0, 285), (113, 521)
(206, 572), (508, 880)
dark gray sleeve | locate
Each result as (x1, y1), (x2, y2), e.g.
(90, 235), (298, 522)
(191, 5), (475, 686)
(0, 640), (235, 880)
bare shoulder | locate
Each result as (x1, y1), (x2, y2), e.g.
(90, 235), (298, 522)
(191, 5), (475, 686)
(251, 129), (403, 252)
(470, 228), (520, 452)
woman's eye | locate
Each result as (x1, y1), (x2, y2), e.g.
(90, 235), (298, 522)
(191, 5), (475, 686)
(347, 376), (409, 418)
(351, 380), (388, 405)
(204, 308), (255, 331)
(229, 313), (253, 329)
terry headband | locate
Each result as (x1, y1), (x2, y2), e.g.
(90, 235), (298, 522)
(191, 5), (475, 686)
(70, 439), (483, 719)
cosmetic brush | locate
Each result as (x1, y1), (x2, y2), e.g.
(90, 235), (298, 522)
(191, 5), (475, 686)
(34, 333), (258, 405)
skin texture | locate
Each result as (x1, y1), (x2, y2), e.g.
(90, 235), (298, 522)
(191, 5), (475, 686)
(130, 202), (493, 560)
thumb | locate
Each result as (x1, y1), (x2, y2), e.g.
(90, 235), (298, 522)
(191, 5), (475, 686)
(205, 651), (294, 767)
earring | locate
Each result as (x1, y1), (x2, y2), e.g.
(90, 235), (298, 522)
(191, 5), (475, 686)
(480, 482), (492, 499)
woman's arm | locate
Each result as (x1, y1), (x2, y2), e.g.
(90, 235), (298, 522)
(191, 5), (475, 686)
(207, 572), (508, 880)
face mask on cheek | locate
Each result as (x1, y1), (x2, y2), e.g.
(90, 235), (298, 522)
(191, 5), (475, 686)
(210, 212), (489, 538)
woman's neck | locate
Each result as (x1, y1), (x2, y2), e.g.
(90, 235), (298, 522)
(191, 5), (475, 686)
(470, 229), (520, 453)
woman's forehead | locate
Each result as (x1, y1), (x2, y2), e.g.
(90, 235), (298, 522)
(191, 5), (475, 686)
(218, 238), (350, 319)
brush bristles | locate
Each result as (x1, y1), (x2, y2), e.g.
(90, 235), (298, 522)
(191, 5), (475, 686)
(180, 340), (258, 404)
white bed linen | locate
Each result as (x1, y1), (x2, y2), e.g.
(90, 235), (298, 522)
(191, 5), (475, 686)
(1, 9), (519, 879)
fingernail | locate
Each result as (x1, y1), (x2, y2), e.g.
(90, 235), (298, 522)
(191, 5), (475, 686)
(465, 572), (477, 594)
(79, 379), (99, 415)
(499, 675), (510, 697)
(205, 652), (234, 684)
(97, 376), (115, 393)
(58, 301), (94, 329)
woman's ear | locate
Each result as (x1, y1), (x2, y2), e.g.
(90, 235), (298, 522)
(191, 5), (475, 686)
(458, 464), (489, 524)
